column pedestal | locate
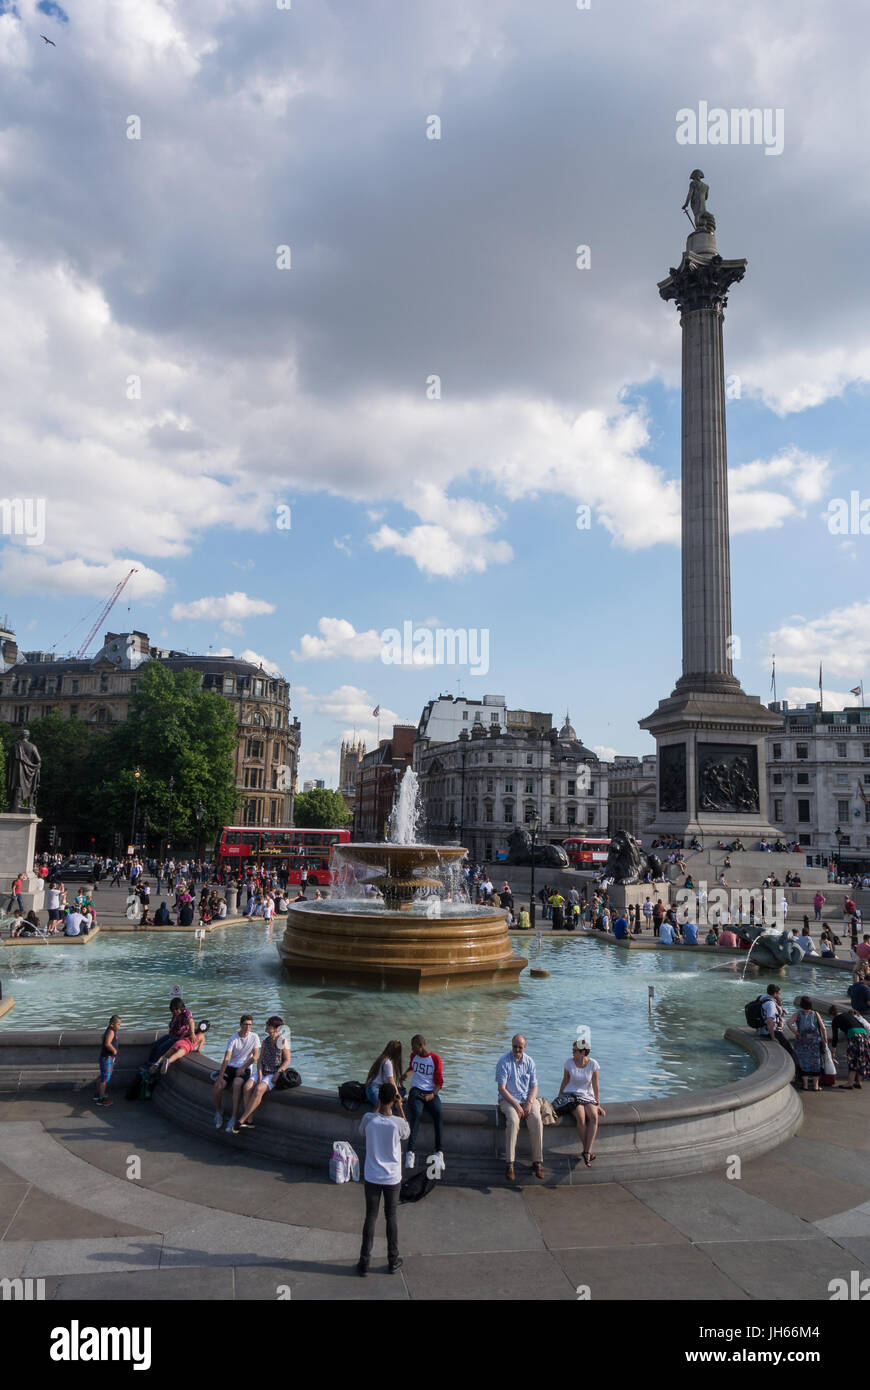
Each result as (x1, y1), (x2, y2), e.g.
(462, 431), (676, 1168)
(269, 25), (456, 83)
(0, 813), (45, 912)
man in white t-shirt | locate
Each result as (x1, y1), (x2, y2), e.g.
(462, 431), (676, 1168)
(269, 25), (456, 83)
(357, 1083), (410, 1277)
(46, 884), (63, 933)
(64, 908), (84, 936)
(213, 1015), (261, 1132)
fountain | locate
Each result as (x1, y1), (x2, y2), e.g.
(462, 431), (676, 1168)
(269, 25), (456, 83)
(277, 769), (528, 991)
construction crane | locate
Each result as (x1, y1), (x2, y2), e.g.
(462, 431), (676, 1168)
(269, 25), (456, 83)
(74, 568), (138, 659)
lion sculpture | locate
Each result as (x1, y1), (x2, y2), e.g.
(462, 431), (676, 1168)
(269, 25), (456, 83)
(599, 829), (663, 886)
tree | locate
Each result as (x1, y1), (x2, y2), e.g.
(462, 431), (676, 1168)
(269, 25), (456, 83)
(91, 664), (239, 851)
(293, 788), (350, 829)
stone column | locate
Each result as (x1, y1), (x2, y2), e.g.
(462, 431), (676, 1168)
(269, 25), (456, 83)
(659, 233), (746, 695)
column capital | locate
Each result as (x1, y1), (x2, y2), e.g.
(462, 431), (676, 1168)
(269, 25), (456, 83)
(658, 252), (747, 316)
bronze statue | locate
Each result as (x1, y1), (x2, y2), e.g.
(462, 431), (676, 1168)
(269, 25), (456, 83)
(682, 170), (715, 233)
(5, 728), (40, 812)
(600, 830), (663, 886)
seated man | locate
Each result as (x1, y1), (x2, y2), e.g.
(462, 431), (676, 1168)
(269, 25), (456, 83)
(718, 928), (738, 948)
(611, 914), (630, 940)
(683, 919), (699, 945)
(64, 907), (84, 936)
(153, 901), (174, 925)
(658, 918), (675, 944)
(496, 1034), (544, 1182)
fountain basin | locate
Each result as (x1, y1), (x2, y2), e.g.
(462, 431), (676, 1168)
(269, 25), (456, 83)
(278, 899), (527, 991)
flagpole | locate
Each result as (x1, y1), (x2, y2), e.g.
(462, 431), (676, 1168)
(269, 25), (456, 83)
(819, 662), (823, 713)
(771, 653), (777, 704)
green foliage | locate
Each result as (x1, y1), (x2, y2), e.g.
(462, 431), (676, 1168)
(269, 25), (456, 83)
(293, 787), (350, 829)
(91, 664), (239, 849)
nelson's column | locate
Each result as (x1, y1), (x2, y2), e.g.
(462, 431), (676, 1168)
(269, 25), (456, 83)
(639, 172), (781, 845)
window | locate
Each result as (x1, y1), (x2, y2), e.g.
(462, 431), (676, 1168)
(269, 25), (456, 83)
(223, 677), (235, 694)
(523, 779), (534, 795)
(504, 802), (514, 824)
(490, 711), (499, 722)
(487, 752), (493, 764)
(550, 780), (556, 795)
(96, 706), (109, 724)
(567, 805), (577, 825)
(864, 743), (870, 758)
(836, 773), (848, 785)
(246, 738), (263, 759)
(837, 741), (847, 758)
(504, 780), (513, 794)
(841, 835), (851, 847)
(70, 704), (78, 717)
(505, 756), (513, 765)
(796, 743), (808, 760)
(772, 743), (782, 760)
(772, 773), (782, 785)
(463, 710), (468, 720)
(864, 774), (870, 784)
(549, 805), (556, 824)
(486, 778), (494, 793)
(797, 799), (810, 823)
(99, 674), (108, 692)
(71, 679), (79, 694)
(526, 754), (533, 765)
(588, 781), (595, 795)
(567, 780), (575, 796)
(796, 772), (809, 785)
(254, 679), (264, 697)
(586, 809), (596, 826)
(15, 705), (26, 723)
(837, 799), (849, 821)
(798, 833), (811, 846)
(252, 713), (266, 727)
(524, 804), (536, 824)
(773, 799), (783, 822)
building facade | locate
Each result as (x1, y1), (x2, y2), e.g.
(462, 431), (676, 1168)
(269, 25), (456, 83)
(353, 725), (416, 841)
(607, 754), (658, 841)
(338, 737), (366, 820)
(416, 694), (508, 745)
(766, 701), (870, 868)
(0, 625), (301, 829)
(415, 713), (608, 862)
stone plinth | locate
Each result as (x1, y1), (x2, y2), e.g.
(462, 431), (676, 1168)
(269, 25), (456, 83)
(0, 813), (44, 912)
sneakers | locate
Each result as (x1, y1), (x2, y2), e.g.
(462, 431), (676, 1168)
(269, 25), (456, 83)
(214, 1113), (224, 1128)
(532, 1162), (544, 1179)
(225, 1118), (236, 1133)
(404, 1152), (416, 1170)
(95, 1097), (112, 1107)
(231, 1121), (241, 1135)
(356, 1258), (369, 1277)
(436, 1151), (446, 1172)
(505, 1163), (516, 1182)
(388, 1257), (403, 1274)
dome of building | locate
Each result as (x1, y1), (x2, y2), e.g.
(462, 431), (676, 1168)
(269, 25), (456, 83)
(559, 710), (577, 740)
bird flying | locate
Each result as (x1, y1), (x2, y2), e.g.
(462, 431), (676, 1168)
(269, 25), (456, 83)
(41, 35), (56, 47)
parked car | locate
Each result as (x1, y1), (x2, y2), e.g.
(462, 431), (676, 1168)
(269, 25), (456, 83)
(56, 856), (97, 881)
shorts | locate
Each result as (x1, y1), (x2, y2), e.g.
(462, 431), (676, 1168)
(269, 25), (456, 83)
(259, 1073), (277, 1091)
(48, 910), (61, 921)
(170, 1036), (197, 1056)
(222, 1065), (253, 1088)
(99, 1056), (115, 1084)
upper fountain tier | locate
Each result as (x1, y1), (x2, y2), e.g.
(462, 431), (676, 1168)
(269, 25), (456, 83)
(339, 842), (466, 910)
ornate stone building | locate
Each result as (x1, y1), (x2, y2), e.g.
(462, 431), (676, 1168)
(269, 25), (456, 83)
(353, 725), (415, 841)
(765, 701), (870, 870)
(0, 625), (300, 827)
(339, 736), (366, 820)
(415, 712), (608, 862)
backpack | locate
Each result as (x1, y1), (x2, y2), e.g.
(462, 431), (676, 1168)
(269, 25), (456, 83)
(339, 1080), (368, 1111)
(744, 996), (766, 1030)
(400, 1169), (437, 1203)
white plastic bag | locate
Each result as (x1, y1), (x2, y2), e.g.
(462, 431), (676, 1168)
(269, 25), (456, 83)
(329, 1140), (360, 1183)
(822, 1049), (837, 1077)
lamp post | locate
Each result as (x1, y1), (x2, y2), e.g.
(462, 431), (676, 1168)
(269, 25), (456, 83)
(165, 775), (175, 861)
(529, 814), (541, 929)
(130, 768), (141, 854)
(835, 824), (845, 878)
(195, 801), (205, 865)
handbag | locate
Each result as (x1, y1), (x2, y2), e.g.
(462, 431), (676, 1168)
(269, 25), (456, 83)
(551, 1092), (580, 1116)
(329, 1140), (360, 1183)
(274, 1067), (301, 1090)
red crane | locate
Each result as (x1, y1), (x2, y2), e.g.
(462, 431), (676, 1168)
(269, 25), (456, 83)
(74, 568), (138, 659)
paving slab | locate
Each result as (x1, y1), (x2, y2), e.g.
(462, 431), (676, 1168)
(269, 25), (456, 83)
(159, 1213), (363, 1267)
(731, 1157), (870, 1223)
(394, 1183), (545, 1256)
(0, 1183), (30, 1236)
(10, 1236), (165, 1278)
(522, 1182), (690, 1250)
(700, 1236), (870, 1300)
(823, 1234), (870, 1266)
(402, 1248), (578, 1301)
(249, 1175), (370, 1233)
(3, 1187), (155, 1243)
(149, 1160), (288, 1218)
(623, 1175), (816, 1244)
(554, 1242), (749, 1300)
(234, 1261), (409, 1301)
(778, 1136), (870, 1188)
(49, 1267), (235, 1301)
(814, 1204), (870, 1239)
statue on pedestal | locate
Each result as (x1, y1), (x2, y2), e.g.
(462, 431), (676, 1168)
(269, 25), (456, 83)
(5, 728), (41, 812)
(682, 169), (716, 233)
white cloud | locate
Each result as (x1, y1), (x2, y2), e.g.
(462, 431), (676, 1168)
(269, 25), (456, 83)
(293, 684), (407, 731)
(292, 618), (384, 663)
(593, 745), (619, 763)
(237, 648), (283, 676)
(783, 686), (854, 711)
(0, 554), (166, 601)
(333, 535), (352, 556)
(767, 599), (870, 681)
(169, 592), (275, 623)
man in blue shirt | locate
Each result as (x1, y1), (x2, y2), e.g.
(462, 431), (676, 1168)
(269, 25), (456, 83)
(496, 1035), (544, 1182)
(659, 919), (675, 944)
(684, 920), (699, 945)
(612, 916), (630, 941)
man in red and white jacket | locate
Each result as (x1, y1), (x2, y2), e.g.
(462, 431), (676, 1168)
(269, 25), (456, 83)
(401, 1034), (444, 1171)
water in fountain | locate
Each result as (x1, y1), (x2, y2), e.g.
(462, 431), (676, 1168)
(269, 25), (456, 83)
(389, 767), (422, 845)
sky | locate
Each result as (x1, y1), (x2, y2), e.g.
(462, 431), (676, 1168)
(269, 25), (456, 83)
(1, 0), (869, 785)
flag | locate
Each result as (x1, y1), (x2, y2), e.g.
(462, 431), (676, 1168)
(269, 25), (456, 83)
(851, 685), (862, 698)
(372, 705), (380, 718)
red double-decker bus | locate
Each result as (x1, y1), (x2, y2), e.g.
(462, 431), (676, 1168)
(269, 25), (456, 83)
(562, 836), (611, 868)
(215, 826), (351, 886)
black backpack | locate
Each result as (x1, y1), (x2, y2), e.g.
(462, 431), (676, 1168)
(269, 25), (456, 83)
(338, 1080), (368, 1111)
(744, 996), (766, 1030)
(400, 1170), (437, 1203)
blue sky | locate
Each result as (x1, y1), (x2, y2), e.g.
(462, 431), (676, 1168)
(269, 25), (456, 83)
(1, 0), (868, 783)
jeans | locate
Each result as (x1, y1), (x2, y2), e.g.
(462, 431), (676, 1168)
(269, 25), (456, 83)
(406, 1088), (443, 1151)
(360, 1181), (400, 1262)
(147, 1034), (175, 1066)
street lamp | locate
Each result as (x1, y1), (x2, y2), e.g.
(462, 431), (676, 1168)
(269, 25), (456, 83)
(130, 768), (141, 854)
(195, 801), (205, 864)
(528, 814), (541, 929)
(835, 824), (845, 878)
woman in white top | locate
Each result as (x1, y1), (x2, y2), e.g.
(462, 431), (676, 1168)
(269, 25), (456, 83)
(365, 1041), (404, 1110)
(558, 1042), (605, 1167)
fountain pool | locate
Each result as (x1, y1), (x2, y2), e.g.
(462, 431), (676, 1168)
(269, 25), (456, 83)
(0, 924), (833, 1103)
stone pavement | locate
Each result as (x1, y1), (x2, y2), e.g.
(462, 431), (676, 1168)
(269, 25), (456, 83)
(1, 1086), (869, 1301)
